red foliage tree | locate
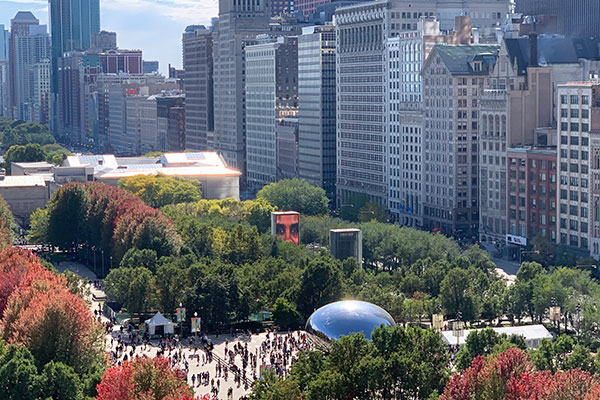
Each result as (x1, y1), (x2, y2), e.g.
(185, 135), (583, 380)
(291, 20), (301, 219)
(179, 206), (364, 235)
(0, 247), (65, 318)
(96, 357), (193, 400)
(442, 349), (600, 400)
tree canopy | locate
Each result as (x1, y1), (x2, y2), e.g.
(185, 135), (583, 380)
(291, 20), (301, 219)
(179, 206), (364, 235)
(257, 179), (329, 215)
(118, 174), (203, 208)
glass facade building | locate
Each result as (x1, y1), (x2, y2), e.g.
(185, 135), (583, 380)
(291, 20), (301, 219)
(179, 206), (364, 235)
(298, 25), (336, 204)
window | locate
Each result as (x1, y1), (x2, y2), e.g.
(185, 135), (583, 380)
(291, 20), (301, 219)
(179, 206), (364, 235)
(561, 95), (568, 104)
(570, 205), (579, 216)
(571, 95), (579, 104)
(570, 220), (579, 231)
(570, 190), (579, 201)
(571, 122), (580, 131)
(561, 108), (569, 118)
(571, 108), (579, 118)
(583, 95), (589, 105)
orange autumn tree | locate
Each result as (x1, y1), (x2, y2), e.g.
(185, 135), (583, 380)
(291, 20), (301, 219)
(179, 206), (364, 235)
(96, 357), (194, 400)
(0, 247), (104, 374)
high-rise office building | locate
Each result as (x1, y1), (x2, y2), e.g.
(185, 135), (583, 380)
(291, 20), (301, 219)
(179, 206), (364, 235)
(0, 25), (9, 117)
(556, 82), (597, 254)
(422, 44), (498, 237)
(516, 0), (600, 38)
(298, 25), (336, 203)
(335, 0), (510, 208)
(31, 59), (51, 124)
(245, 36), (298, 190)
(387, 17), (471, 228)
(212, 0), (270, 175)
(9, 12), (50, 122)
(49, 0), (101, 131)
(183, 25), (214, 151)
(156, 94), (186, 152)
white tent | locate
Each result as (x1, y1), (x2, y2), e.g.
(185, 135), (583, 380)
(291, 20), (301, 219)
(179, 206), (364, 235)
(440, 324), (553, 348)
(144, 312), (175, 335)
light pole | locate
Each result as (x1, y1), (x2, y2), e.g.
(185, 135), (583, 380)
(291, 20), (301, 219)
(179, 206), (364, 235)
(179, 302), (183, 337)
(110, 255), (113, 271)
(101, 250), (105, 278)
(194, 312), (198, 340)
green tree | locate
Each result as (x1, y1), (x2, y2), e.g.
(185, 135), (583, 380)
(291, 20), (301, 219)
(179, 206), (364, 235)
(340, 193), (369, 222)
(250, 369), (302, 400)
(357, 201), (387, 223)
(0, 344), (38, 400)
(439, 267), (480, 321)
(296, 256), (343, 317)
(104, 267), (154, 317)
(120, 248), (158, 273)
(155, 263), (186, 317)
(371, 325), (450, 399)
(27, 208), (49, 244)
(118, 174), (203, 208)
(34, 361), (83, 400)
(272, 297), (301, 330)
(47, 184), (89, 249)
(3, 143), (48, 174)
(257, 179), (329, 215)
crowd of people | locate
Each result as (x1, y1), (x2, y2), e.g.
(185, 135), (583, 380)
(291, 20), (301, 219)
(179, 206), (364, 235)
(100, 307), (311, 399)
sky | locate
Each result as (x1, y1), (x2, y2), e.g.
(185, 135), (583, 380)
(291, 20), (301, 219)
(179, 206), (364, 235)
(0, 0), (218, 74)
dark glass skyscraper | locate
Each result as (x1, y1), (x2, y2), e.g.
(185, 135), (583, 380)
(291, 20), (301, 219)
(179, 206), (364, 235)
(49, 0), (100, 134)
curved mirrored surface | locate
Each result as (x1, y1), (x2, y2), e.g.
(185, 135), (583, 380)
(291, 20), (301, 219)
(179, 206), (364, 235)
(305, 300), (396, 341)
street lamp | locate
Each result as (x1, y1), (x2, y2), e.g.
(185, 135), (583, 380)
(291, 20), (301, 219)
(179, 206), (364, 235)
(110, 255), (113, 270)
(194, 312), (198, 340)
(101, 250), (105, 278)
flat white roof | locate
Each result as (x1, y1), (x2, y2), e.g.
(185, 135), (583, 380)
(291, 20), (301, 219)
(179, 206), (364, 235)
(0, 175), (46, 187)
(440, 325), (553, 346)
(11, 161), (54, 169)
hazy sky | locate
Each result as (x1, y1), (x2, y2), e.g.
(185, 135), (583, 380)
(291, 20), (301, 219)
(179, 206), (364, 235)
(0, 0), (218, 74)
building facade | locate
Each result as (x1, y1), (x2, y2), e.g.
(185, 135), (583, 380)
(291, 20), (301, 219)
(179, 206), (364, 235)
(245, 36), (298, 190)
(298, 24), (336, 203)
(212, 0), (270, 173)
(9, 12), (50, 122)
(49, 0), (101, 131)
(422, 45), (498, 237)
(556, 82), (598, 253)
(506, 147), (557, 244)
(183, 25), (214, 151)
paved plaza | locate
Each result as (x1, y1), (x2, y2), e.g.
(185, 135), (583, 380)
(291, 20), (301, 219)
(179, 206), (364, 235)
(59, 260), (309, 399)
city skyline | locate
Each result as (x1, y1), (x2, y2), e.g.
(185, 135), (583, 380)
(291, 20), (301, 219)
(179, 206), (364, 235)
(0, 0), (218, 74)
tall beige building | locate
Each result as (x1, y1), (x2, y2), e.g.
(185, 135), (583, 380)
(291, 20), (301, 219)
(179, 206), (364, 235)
(421, 44), (498, 237)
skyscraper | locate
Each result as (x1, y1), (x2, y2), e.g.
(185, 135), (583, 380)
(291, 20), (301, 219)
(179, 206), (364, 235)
(212, 0), (270, 174)
(0, 25), (9, 117)
(298, 25), (336, 203)
(182, 25), (214, 151)
(49, 0), (101, 131)
(245, 36), (298, 190)
(8, 12), (50, 122)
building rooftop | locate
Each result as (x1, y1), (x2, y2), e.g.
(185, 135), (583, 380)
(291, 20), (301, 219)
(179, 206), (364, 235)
(65, 152), (242, 180)
(505, 36), (600, 75)
(440, 324), (552, 347)
(11, 161), (54, 169)
(0, 175), (46, 188)
(12, 11), (38, 23)
(433, 44), (499, 75)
